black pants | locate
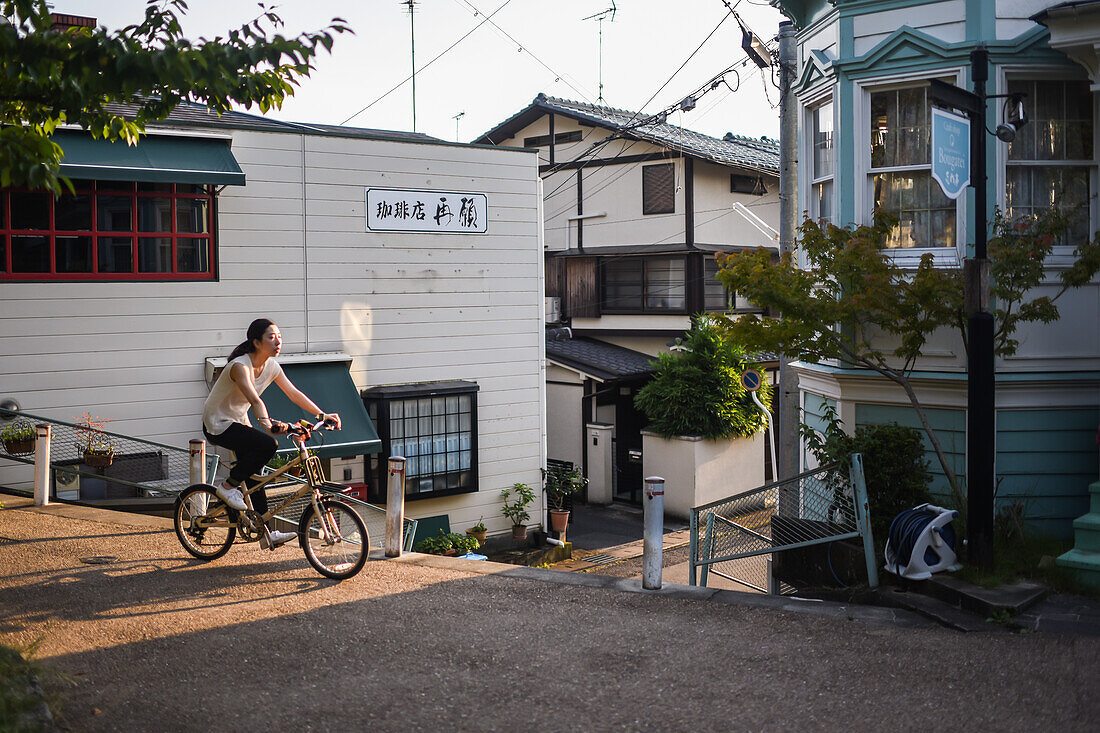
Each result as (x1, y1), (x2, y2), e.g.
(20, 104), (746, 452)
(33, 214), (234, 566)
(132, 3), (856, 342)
(203, 423), (277, 515)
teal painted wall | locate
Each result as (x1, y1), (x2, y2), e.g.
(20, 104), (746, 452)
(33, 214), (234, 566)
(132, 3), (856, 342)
(996, 409), (1099, 539)
(854, 403), (966, 503)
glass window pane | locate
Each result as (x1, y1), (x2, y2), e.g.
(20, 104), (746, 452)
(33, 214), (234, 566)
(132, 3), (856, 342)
(11, 235), (49, 272)
(55, 194), (93, 231)
(390, 401), (403, 420)
(0, 236), (5, 272)
(176, 198), (209, 233)
(138, 237), (172, 273)
(176, 238), (209, 273)
(98, 237), (133, 273)
(55, 236), (92, 273)
(644, 257), (685, 310)
(98, 196), (133, 231)
(703, 257), (732, 311)
(10, 192), (50, 230)
(870, 86), (930, 168)
(603, 259), (643, 310)
(813, 102), (835, 178)
(446, 396), (458, 413)
(138, 197), (172, 232)
(137, 182), (172, 193)
(873, 171), (955, 248)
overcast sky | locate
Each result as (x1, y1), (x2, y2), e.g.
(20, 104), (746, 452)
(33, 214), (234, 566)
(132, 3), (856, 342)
(61, 1), (786, 145)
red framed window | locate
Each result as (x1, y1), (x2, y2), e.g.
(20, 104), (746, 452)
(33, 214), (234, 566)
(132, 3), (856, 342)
(0, 181), (216, 281)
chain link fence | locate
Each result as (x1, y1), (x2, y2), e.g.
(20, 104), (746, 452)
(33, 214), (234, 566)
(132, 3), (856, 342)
(690, 456), (877, 592)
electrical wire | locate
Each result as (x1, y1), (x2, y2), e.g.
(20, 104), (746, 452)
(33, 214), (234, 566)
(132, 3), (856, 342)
(340, 0), (517, 125)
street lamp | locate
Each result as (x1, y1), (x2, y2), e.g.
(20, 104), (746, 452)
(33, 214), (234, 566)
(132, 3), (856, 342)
(929, 46), (1028, 571)
(736, 13), (771, 69)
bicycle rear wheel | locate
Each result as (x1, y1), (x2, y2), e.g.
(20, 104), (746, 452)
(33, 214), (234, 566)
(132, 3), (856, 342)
(174, 484), (236, 560)
(298, 499), (368, 579)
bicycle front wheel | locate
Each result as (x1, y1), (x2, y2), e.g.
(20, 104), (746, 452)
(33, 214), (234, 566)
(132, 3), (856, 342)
(174, 484), (236, 560)
(298, 499), (369, 580)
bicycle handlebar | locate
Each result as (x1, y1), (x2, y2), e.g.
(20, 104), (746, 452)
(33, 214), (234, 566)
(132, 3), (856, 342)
(288, 418), (337, 443)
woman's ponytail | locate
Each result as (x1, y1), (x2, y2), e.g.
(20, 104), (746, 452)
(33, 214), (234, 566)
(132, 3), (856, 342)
(226, 318), (275, 362)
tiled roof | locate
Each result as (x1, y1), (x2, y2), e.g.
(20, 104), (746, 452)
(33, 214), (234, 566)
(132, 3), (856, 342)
(475, 93), (779, 175)
(546, 334), (656, 382)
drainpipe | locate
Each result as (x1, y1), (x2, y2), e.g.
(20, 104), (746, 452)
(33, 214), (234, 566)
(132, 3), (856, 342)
(301, 133), (310, 351)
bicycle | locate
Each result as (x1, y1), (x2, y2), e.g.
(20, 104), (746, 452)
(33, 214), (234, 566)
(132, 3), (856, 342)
(173, 418), (369, 580)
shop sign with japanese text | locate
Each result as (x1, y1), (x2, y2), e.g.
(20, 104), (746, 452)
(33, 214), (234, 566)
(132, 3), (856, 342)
(365, 188), (488, 233)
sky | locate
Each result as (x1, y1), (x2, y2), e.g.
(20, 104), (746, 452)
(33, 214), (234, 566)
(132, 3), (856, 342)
(60, 0), (787, 145)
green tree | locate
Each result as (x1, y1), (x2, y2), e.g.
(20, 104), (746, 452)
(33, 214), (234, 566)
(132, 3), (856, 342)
(634, 318), (771, 440)
(715, 209), (1100, 508)
(0, 0), (350, 192)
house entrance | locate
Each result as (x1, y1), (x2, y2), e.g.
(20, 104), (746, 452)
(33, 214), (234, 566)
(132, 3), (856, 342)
(611, 386), (645, 504)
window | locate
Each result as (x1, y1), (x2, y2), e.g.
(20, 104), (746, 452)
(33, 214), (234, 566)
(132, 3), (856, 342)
(642, 163), (676, 214)
(601, 256), (685, 312)
(869, 85), (956, 248)
(1, 181), (215, 280)
(810, 101), (835, 221)
(731, 174), (767, 195)
(363, 382), (479, 502)
(1005, 79), (1094, 244)
(703, 257), (737, 311)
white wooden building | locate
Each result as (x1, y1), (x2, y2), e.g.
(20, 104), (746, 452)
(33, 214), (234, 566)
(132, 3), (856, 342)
(0, 104), (545, 538)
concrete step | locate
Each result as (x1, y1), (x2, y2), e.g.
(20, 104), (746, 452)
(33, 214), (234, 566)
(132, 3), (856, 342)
(1070, 514), (1100, 554)
(913, 574), (1049, 617)
(872, 586), (993, 632)
(1056, 548), (1100, 591)
(1089, 480), (1100, 515)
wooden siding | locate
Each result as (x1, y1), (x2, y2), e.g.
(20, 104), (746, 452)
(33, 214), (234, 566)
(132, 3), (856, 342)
(565, 257), (600, 318)
(996, 408), (1100, 539)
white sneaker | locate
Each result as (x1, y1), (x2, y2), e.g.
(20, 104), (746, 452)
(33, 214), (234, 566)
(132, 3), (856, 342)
(215, 483), (247, 511)
(260, 529), (297, 549)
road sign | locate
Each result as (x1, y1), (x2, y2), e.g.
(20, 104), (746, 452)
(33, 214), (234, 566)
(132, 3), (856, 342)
(740, 369), (763, 392)
(931, 107), (970, 200)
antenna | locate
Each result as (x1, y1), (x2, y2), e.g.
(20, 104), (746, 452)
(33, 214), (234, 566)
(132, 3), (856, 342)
(452, 111), (466, 142)
(582, 1), (617, 105)
(403, 0), (418, 132)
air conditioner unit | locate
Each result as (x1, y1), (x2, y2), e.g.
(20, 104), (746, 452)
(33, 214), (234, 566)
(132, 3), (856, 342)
(545, 296), (561, 324)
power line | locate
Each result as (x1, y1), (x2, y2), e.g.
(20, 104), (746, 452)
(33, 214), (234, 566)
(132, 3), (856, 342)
(340, 0), (516, 125)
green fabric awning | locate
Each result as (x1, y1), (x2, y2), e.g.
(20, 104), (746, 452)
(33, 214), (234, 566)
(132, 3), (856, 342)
(55, 130), (246, 185)
(251, 361), (381, 459)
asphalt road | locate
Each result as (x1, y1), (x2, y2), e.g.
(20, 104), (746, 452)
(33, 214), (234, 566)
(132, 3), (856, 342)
(1, 497), (1098, 732)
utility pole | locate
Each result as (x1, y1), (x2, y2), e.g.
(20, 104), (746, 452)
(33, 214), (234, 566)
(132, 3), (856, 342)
(404, 0), (417, 132)
(777, 20), (800, 483)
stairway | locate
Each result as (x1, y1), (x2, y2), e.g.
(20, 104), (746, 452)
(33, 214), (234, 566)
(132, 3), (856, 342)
(1056, 479), (1100, 591)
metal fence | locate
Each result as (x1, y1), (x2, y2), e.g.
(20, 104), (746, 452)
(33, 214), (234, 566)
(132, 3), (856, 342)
(689, 455), (878, 592)
(0, 408), (218, 500)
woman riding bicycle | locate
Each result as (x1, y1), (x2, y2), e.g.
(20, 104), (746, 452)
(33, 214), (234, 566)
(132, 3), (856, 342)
(202, 318), (341, 548)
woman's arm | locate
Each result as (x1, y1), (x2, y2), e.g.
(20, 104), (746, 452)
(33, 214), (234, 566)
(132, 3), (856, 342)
(274, 371), (342, 429)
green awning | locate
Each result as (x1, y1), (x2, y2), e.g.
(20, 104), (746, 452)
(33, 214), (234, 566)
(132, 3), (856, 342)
(55, 130), (246, 186)
(250, 361), (381, 459)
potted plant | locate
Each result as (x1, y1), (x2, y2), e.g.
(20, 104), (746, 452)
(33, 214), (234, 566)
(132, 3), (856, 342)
(501, 482), (535, 540)
(544, 464), (586, 533)
(0, 420), (35, 456)
(414, 531), (455, 556)
(74, 413), (115, 468)
(466, 518), (487, 543)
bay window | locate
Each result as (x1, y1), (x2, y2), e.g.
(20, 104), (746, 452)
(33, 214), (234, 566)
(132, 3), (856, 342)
(810, 101), (835, 222)
(869, 84), (956, 249)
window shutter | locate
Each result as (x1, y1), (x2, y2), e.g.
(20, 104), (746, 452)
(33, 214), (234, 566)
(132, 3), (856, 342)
(565, 256), (600, 318)
(642, 163), (675, 214)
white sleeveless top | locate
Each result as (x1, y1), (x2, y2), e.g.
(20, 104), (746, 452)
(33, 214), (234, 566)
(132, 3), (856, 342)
(202, 355), (283, 435)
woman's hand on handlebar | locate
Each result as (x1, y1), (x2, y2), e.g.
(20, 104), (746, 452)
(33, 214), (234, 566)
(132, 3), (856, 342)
(268, 419), (290, 435)
(319, 412), (341, 430)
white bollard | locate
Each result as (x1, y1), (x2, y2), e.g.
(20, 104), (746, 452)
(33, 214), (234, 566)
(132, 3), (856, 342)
(643, 475), (665, 590)
(188, 439), (208, 516)
(385, 456), (406, 558)
(33, 424), (50, 506)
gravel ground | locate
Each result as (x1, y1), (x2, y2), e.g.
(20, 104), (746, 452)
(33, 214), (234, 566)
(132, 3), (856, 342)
(1, 499), (1098, 732)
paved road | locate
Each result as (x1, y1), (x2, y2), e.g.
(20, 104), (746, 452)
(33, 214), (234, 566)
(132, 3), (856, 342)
(1, 496), (1098, 732)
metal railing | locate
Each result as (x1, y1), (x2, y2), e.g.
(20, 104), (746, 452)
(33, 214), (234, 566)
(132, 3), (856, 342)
(689, 455), (878, 592)
(0, 408), (218, 500)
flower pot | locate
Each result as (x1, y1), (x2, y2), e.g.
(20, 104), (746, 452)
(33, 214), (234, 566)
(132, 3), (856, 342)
(443, 548), (457, 557)
(3, 438), (34, 456)
(83, 451), (114, 468)
(511, 524), (527, 540)
(467, 528), (487, 543)
(549, 509), (570, 533)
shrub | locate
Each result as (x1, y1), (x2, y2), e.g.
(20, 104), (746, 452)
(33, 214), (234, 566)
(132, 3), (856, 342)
(634, 319), (770, 440)
(802, 406), (933, 549)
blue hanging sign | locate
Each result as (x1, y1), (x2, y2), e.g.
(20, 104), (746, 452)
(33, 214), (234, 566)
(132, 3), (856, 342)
(931, 107), (970, 200)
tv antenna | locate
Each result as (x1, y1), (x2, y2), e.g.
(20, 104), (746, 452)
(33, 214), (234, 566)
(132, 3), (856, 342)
(452, 111), (465, 142)
(582, 1), (617, 105)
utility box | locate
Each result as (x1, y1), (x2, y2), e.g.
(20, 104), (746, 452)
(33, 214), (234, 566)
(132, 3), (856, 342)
(586, 422), (614, 505)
